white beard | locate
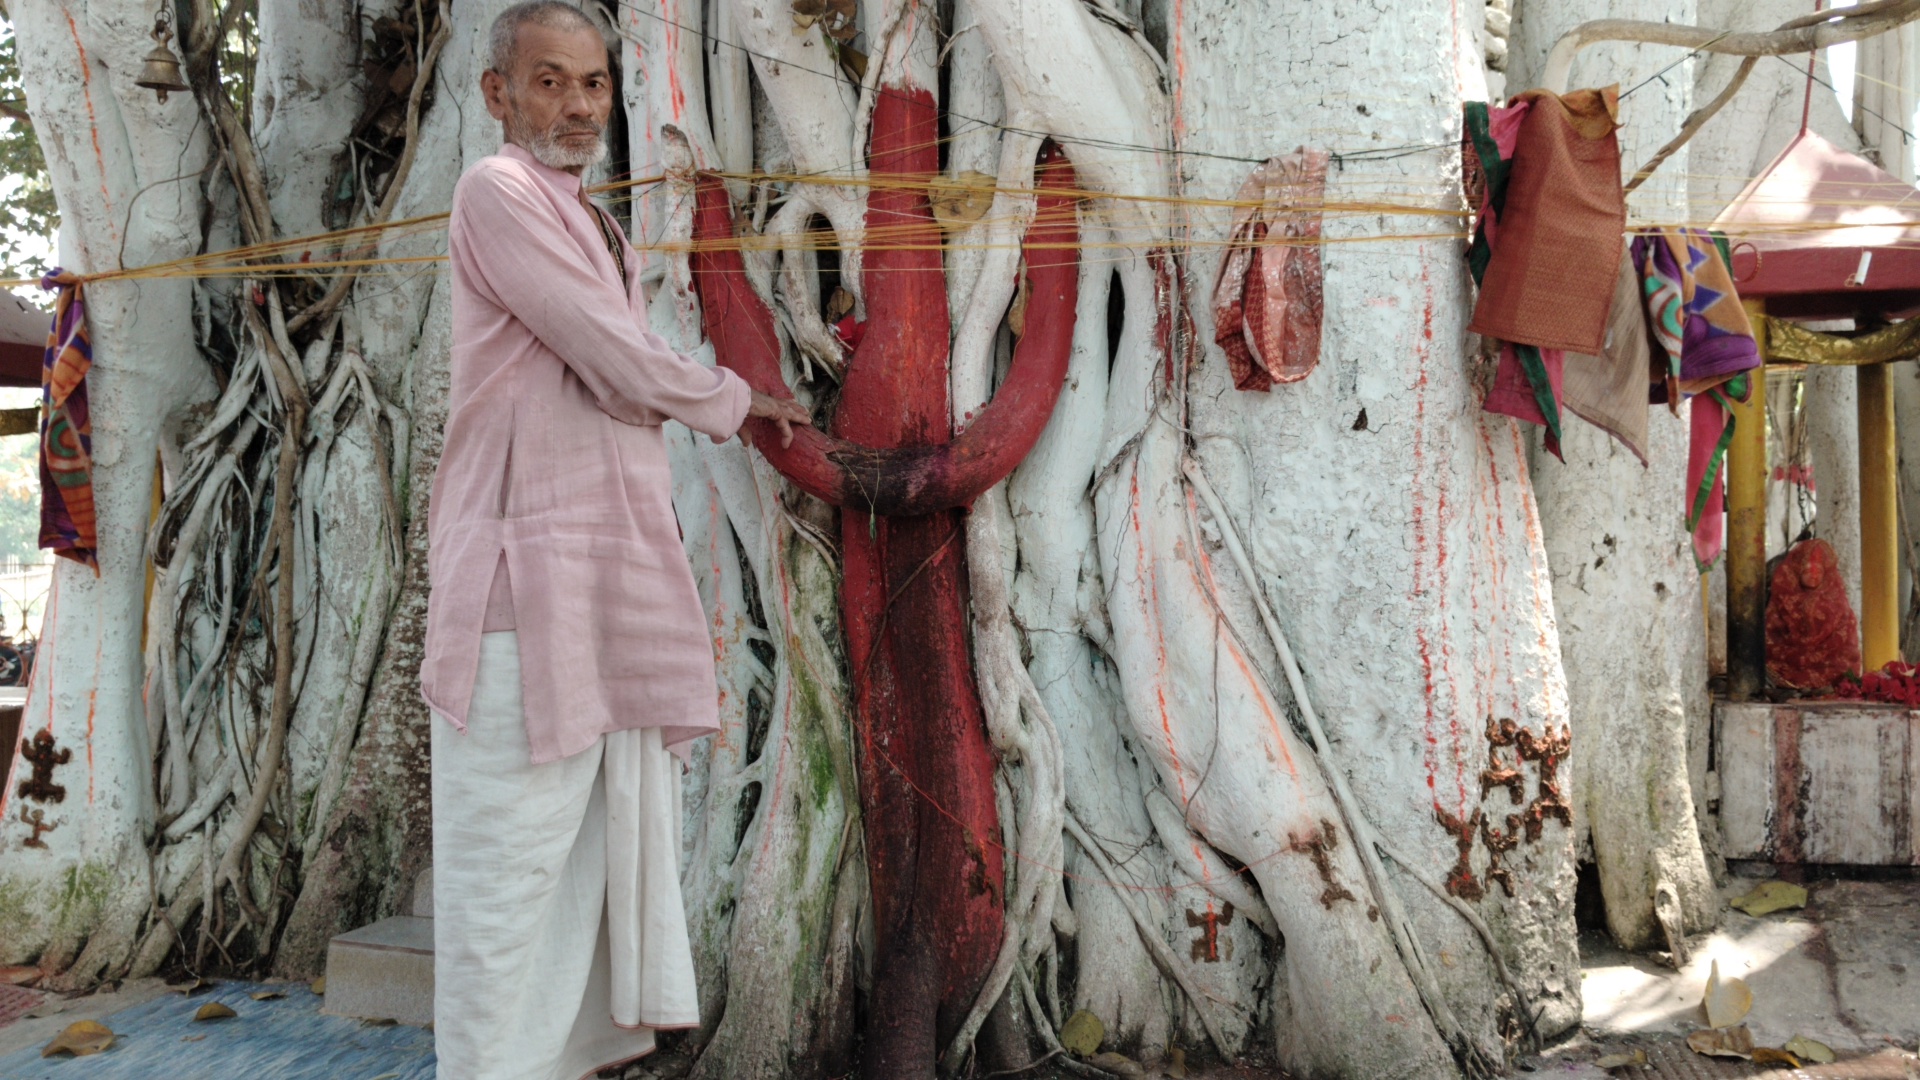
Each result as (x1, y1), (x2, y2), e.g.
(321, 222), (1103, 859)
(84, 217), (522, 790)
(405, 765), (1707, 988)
(524, 128), (607, 171)
(505, 106), (608, 171)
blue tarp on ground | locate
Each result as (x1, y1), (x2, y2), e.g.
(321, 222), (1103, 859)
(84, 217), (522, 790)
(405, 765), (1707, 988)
(0, 982), (434, 1080)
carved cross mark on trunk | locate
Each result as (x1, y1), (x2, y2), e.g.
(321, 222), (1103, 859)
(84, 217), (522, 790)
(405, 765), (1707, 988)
(1480, 814), (1521, 898)
(1186, 901), (1235, 962)
(1287, 818), (1358, 908)
(1435, 807), (1486, 901)
(16, 730), (70, 804)
(1482, 717), (1526, 804)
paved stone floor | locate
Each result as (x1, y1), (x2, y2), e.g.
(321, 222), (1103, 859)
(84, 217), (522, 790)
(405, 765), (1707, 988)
(0, 870), (1913, 1079)
(1530, 870), (1920, 1080)
(0, 980), (433, 1080)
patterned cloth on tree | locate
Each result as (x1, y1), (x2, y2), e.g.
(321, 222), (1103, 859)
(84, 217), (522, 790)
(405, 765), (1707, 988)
(1630, 229), (1761, 570)
(1560, 253), (1655, 463)
(1211, 149), (1330, 391)
(1469, 86), (1625, 354)
(38, 270), (97, 571)
(1465, 96), (1568, 458)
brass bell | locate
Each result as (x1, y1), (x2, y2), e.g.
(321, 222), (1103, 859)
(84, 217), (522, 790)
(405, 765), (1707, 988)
(134, 20), (189, 103)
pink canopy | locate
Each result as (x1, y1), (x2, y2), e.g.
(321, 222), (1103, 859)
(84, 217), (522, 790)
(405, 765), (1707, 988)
(1714, 130), (1920, 319)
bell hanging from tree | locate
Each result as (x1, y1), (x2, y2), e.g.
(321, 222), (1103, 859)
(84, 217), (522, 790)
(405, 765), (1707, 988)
(134, 8), (189, 103)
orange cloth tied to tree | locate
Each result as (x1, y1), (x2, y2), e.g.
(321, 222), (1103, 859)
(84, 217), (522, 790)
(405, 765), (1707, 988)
(1766, 538), (1861, 690)
(1469, 86), (1625, 355)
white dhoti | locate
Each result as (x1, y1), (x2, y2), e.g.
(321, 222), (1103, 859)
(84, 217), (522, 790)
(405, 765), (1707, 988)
(432, 631), (700, 1080)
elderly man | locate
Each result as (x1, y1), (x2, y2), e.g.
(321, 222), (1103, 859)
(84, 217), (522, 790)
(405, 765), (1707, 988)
(419, 4), (808, 1078)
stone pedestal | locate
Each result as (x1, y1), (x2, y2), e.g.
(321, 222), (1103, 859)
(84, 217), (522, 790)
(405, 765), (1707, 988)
(321, 867), (435, 1027)
(1716, 700), (1920, 864)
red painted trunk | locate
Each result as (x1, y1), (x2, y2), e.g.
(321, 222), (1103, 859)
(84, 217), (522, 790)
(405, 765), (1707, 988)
(690, 87), (1079, 1076)
(834, 86), (1001, 1076)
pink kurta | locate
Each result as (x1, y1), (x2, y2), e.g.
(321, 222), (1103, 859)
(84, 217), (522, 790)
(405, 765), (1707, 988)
(421, 143), (751, 764)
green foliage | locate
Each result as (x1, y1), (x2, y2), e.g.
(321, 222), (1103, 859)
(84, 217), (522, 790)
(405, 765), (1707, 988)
(0, 429), (39, 565)
(0, 15), (56, 285)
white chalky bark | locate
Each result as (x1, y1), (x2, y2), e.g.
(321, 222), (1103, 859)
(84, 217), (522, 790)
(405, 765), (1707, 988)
(1506, 0), (1717, 954)
(8, 1), (1747, 1076)
(0, 0), (213, 980)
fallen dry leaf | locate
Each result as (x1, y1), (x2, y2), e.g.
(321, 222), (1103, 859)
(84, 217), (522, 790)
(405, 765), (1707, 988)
(310, 976), (327, 995)
(250, 990), (285, 1001)
(1165, 1046), (1187, 1079)
(1731, 880), (1808, 917)
(1752, 1047), (1802, 1067)
(1060, 1009), (1104, 1057)
(0, 965), (41, 986)
(1688, 1025), (1756, 1059)
(1785, 1035), (1836, 1064)
(929, 171), (996, 231)
(790, 0), (857, 40)
(838, 46), (868, 81)
(824, 286), (855, 324)
(172, 976), (215, 996)
(1595, 1048), (1649, 1069)
(1703, 959), (1754, 1029)
(181, 1034), (205, 1043)
(41, 1019), (115, 1058)
(194, 1001), (237, 1021)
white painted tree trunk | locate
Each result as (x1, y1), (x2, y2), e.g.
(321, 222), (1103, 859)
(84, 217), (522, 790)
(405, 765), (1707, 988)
(1504, 0), (1717, 954)
(2, 0), (1741, 1075)
(0, 0), (212, 982)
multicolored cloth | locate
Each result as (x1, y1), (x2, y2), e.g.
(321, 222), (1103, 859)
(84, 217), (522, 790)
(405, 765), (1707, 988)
(1635, 229), (1760, 403)
(1630, 230), (1761, 570)
(38, 270), (97, 571)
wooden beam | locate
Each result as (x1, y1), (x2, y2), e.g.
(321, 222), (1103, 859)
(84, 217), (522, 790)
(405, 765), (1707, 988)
(1859, 362), (1900, 670)
(1728, 300), (1771, 700)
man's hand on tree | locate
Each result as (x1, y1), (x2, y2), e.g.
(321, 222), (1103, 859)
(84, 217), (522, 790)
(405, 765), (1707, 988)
(746, 390), (812, 449)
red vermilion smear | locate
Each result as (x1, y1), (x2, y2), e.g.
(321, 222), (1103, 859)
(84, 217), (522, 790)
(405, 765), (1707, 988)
(65, 14), (116, 240)
(1410, 270), (1441, 807)
(1135, 470), (1187, 799)
(659, 0), (685, 120)
(1509, 423), (1553, 656)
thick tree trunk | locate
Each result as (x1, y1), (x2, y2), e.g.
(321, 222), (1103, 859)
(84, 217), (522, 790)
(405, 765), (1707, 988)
(6, 1), (1749, 1077)
(0, 0), (211, 983)
(1505, 0), (1718, 955)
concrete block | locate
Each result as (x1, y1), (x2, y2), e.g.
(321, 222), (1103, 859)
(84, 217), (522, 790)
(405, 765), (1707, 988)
(412, 866), (433, 918)
(322, 915), (434, 1028)
(1714, 700), (1920, 864)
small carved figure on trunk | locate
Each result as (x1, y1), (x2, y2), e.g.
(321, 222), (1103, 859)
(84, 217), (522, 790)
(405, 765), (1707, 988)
(16, 730), (70, 804)
(17, 805), (57, 848)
